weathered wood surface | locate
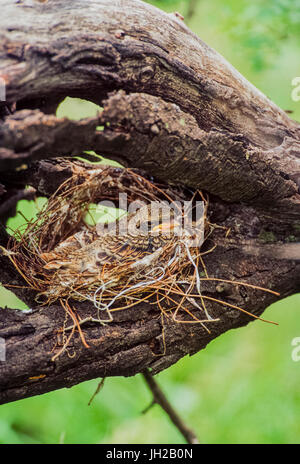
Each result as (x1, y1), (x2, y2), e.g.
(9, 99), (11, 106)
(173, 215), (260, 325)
(0, 0), (299, 404)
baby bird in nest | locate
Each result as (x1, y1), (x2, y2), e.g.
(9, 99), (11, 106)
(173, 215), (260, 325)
(40, 203), (183, 282)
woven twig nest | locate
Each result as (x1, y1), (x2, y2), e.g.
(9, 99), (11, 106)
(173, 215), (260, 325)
(6, 161), (217, 325)
(4, 160), (278, 356)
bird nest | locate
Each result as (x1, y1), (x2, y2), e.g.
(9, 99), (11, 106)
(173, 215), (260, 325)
(4, 160), (278, 356)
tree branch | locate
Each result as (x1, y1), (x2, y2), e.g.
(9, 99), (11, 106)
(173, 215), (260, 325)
(0, 0), (299, 404)
(0, 230), (299, 404)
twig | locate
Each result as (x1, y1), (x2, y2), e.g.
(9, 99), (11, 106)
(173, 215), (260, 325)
(142, 369), (200, 444)
(88, 378), (105, 406)
(141, 399), (156, 415)
(185, 0), (198, 24)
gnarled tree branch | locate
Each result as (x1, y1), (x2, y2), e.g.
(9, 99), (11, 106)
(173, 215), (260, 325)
(0, 0), (299, 404)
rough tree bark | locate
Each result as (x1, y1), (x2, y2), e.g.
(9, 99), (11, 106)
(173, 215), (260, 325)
(0, 0), (299, 405)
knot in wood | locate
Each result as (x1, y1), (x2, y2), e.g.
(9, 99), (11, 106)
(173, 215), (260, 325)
(139, 66), (155, 83)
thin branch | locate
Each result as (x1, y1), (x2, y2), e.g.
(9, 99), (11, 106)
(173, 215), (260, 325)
(185, 0), (198, 24)
(142, 369), (200, 444)
(88, 378), (105, 406)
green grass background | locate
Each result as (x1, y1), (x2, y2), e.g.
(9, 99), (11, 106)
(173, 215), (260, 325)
(1, 0), (300, 444)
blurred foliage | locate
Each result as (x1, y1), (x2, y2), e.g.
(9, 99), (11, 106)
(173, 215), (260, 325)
(222, 0), (300, 71)
(1, 0), (300, 445)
